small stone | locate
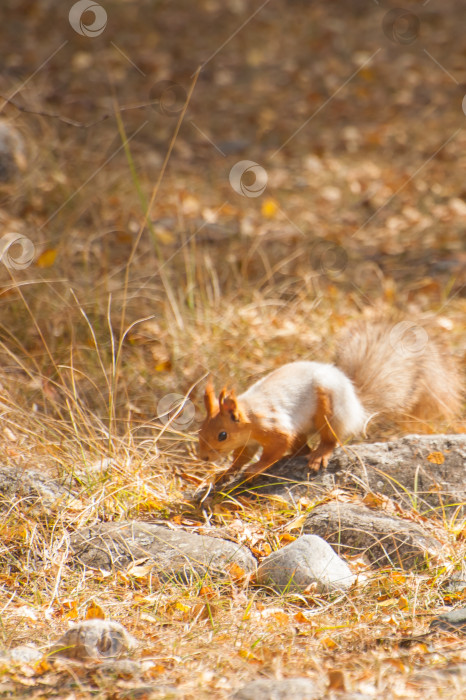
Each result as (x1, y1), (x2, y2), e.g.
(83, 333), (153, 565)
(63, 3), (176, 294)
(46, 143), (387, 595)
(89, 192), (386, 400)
(430, 608), (466, 634)
(49, 619), (137, 661)
(98, 658), (144, 678)
(256, 535), (355, 593)
(9, 645), (42, 664)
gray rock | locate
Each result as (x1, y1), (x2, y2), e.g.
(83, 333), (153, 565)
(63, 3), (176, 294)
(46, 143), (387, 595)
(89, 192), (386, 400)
(256, 534), (355, 593)
(235, 435), (466, 516)
(430, 608), (466, 633)
(304, 503), (442, 570)
(232, 678), (319, 700)
(9, 644), (42, 664)
(440, 576), (466, 595)
(329, 435), (466, 516)
(98, 658), (145, 677)
(0, 466), (74, 516)
(70, 522), (256, 582)
(49, 619), (137, 661)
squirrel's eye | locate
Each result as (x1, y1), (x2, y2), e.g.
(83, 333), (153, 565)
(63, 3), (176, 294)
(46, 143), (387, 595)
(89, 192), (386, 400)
(218, 431), (227, 441)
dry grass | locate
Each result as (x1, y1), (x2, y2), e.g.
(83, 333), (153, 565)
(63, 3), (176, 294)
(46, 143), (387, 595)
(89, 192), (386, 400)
(0, 0), (465, 697)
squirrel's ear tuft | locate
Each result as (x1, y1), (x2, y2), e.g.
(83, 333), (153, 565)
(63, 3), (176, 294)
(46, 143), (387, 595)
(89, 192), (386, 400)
(204, 378), (217, 417)
(219, 388), (240, 421)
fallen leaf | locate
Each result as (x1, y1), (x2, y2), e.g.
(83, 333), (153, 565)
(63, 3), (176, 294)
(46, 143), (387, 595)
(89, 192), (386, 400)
(328, 668), (346, 691)
(427, 451), (445, 465)
(261, 198), (279, 218)
(86, 601), (105, 620)
(36, 249), (57, 268)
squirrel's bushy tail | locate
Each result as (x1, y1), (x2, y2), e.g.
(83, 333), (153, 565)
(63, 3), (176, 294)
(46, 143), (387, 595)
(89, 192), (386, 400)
(334, 320), (464, 427)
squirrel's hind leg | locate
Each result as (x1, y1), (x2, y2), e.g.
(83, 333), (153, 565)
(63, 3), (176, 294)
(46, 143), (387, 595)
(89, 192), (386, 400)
(307, 386), (338, 472)
(292, 434), (311, 456)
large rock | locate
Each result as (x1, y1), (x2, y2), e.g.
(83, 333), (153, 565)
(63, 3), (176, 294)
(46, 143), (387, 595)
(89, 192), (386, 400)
(222, 435), (466, 516)
(328, 435), (466, 515)
(256, 534), (355, 593)
(305, 503), (443, 570)
(70, 522), (257, 581)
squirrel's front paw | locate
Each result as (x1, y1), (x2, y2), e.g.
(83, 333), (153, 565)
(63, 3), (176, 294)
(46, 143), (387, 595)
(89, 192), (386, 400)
(307, 442), (335, 473)
(307, 455), (328, 473)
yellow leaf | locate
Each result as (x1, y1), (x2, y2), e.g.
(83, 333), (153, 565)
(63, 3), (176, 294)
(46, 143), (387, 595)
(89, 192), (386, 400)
(228, 563), (247, 581)
(154, 227), (175, 245)
(378, 598), (396, 607)
(261, 198), (279, 219)
(155, 359), (172, 372)
(238, 648), (260, 662)
(294, 611), (312, 624)
(36, 249), (57, 268)
(272, 611), (289, 625)
(321, 636), (338, 649)
(279, 533), (297, 544)
(175, 601), (191, 613)
(61, 601), (78, 620)
(34, 658), (52, 675)
(199, 586), (215, 600)
(284, 514), (308, 531)
(362, 493), (385, 508)
(427, 451), (445, 465)
(86, 601), (105, 620)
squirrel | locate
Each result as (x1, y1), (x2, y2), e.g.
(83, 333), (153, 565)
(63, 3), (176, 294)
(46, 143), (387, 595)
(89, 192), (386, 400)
(198, 320), (464, 486)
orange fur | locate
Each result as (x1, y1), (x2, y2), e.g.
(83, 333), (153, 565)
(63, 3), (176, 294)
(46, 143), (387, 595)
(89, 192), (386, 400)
(198, 320), (464, 487)
(307, 386), (337, 471)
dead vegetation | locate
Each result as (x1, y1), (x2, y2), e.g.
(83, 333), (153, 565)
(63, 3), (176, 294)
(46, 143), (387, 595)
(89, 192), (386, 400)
(0, 0), (465, 697)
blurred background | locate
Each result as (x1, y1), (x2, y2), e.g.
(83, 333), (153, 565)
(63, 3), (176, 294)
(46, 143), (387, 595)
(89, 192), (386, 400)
(0, 0), (464, 446)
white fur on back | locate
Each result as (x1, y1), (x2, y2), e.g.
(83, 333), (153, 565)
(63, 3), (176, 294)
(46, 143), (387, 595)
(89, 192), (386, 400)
(239, 361), (367, 439)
